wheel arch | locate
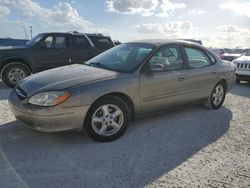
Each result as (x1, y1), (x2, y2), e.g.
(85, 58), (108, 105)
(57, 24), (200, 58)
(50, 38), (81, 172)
(0, 58), (32, 72)
(219, 79), (228, 92)
(85, 92), (136, 123)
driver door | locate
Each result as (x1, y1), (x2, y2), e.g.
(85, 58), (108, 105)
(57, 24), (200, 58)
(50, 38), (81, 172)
(139, 44), (189, 114)
(33, 34), (69, 71)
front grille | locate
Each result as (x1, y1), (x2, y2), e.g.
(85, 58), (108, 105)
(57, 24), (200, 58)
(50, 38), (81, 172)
(237, 62), (250, 70)
(16, 86), (27, 100)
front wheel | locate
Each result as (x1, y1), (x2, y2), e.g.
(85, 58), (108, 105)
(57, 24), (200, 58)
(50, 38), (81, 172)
(84, 96), (131, 142)
(1, 62), (31, 88)
(204, 81), (226, 110)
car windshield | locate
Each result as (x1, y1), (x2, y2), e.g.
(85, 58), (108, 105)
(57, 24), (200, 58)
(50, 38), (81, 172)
(26, 33), (45, 46)
(85, 43), (155, 73)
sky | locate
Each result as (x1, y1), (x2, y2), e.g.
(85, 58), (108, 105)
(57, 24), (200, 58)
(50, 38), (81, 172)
(0, 0), (249, 48)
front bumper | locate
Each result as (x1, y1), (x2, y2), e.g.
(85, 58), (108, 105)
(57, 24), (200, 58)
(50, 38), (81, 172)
(8, 90), (90, 132)
(235, 70), (250, 81)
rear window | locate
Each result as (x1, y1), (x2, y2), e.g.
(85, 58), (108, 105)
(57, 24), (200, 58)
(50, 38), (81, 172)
(89, 36), (114, 50)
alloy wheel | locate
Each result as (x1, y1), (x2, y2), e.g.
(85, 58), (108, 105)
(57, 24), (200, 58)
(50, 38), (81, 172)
(91, 104), (124, 136)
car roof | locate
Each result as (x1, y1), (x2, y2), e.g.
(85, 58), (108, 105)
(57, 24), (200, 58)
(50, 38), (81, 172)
(39, 32), (110, 38)
(126, 39), (203, 48)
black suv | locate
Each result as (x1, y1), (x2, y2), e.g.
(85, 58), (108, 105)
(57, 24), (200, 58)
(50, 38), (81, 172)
(0, 31), (115, 87)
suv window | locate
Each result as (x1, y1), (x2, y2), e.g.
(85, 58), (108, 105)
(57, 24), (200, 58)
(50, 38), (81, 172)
(43, 36), (53, 48)
(88, 36), (114, 50)
(40, 35), (66, 48)
(54, 36), (66, 48)
(149, 45), (184, 71)
(71, 35), (91, 49)
(184, 47), (210, 68)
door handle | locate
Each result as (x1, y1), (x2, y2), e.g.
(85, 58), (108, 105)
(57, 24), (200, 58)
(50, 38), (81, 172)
(177, 75), (186, 81)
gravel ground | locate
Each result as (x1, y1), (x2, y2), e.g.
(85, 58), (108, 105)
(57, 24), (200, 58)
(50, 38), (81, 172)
(0, 81), (249, 188)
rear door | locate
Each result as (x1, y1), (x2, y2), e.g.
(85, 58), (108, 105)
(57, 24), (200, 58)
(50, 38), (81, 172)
(33, 34), (69, 71)
(139, 44), (190, 114)
(182, 46), (218, 99)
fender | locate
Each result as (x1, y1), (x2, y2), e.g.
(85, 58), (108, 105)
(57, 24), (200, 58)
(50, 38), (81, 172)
(0, 53), (36, 72)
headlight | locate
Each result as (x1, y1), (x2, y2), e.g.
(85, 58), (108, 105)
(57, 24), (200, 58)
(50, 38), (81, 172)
(28, 91), (70, 107)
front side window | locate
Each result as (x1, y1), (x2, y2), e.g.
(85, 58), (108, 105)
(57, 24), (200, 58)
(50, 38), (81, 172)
(39, 36), (66, 48)
(26, 33), (45, 46)
(85, 43), (155, 73)
(184, 47), (211, 68)
(43, 36), (53, 48)
(149, 45), (184, 71)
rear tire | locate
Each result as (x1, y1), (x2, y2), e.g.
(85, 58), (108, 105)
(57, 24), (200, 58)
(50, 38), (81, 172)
(84, 96), (131, 142)
(1, 62), (31, 88)
(204, 81), (226, 110)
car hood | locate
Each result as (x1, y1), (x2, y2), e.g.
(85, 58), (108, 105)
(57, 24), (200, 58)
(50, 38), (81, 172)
(18, 64), (118, 97)
(234, 55), (250, 62)
(0, 46), (28, 51)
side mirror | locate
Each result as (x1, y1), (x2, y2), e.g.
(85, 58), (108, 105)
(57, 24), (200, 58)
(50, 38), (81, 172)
(39, 41), (47, 48)
(149, 63), (164, 72)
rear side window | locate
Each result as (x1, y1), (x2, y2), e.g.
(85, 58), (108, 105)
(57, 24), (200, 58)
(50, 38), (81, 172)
(54, 36), (66, 48)
(71, 35), (91, 49)
(206, 52), (217, 64)
(89, 37), (114, 50)
(184, 47), (210, 68)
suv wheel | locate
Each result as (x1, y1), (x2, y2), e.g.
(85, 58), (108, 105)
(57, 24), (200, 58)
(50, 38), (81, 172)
(1, 62), (31, 88)
(204, 81), (226, 110)
(84, 96), (131, 142)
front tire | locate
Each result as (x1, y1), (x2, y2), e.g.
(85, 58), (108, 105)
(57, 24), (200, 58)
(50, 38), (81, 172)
(204, 81), (226, 110)
(1, 62), (31, 88)
(84, 96), (131, 142)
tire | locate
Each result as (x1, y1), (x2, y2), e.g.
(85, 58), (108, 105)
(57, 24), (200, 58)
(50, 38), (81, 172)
(1, 62), (31, 88)
(236, 79), (240, 84)
(84, 96), (131, 142)
(204, 81), (226, 110)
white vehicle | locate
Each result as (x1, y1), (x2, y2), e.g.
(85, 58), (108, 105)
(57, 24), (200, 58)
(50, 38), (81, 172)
(233, 50), (250, 82)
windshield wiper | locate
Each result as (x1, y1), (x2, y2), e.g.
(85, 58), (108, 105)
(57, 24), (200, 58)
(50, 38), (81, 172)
(86, 62), (116, 71)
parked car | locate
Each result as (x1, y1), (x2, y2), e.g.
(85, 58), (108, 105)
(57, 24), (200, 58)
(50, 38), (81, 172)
(8, 39), (236, 142)
(232, 49), (250, 82)
(220, 48), (247, 62)
(221, 52), (242, 62)
(0, 31), (115, 87)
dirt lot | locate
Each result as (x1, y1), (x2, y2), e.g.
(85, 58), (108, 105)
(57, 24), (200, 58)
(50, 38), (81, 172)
(0, 81), (249, 188)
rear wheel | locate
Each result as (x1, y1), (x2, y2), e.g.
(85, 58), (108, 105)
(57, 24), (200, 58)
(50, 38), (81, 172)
(84, 96), (131, 142)
(204, 81), (226, 110)
(1, 62), (31, 88)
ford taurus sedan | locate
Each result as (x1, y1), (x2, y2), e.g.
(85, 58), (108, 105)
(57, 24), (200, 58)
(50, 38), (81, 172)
(8, 40), (236, 142)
